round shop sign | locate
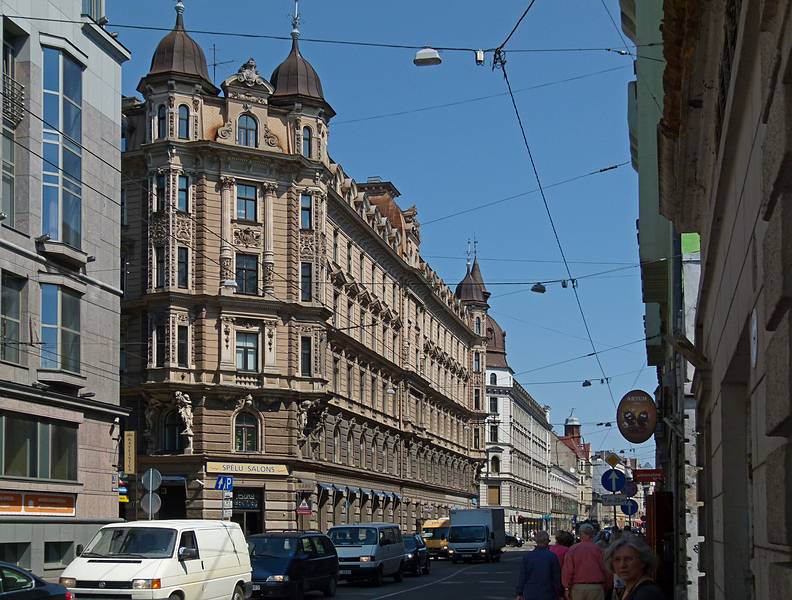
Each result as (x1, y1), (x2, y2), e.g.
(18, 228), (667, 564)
(617, 389), (658, 444)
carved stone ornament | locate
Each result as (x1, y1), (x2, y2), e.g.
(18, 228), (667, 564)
(175, 214), (192, 241)
(220, 256), (233, 281)
(217, 121), (233, 140)
(175, 391), (194, 454)
(235, 394), (254, 412)
(299, 233), (315, 258)
(148, 213), (168, 244)
(262, 124), (281, 150)
(233, 227), (262, 248)
(222, 316), (234, 350)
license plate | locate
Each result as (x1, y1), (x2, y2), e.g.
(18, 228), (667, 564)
(252, 585), (260, 591)
(340, 570), (351, 575)
(462, 554), (472, 558)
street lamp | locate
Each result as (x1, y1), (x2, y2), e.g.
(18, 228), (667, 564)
(582, 380), (592, 387)
(531, 282), (547, 294)
(414, 47), (442, 66)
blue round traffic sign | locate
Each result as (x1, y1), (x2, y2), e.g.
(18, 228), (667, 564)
(601, 468), (626, 492)
(621, 499), (639, 516)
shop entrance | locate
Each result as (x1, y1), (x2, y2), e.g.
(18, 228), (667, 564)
(232, 488), (263, 535)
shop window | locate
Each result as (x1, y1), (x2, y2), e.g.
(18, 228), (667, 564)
(44, 541), (72, 567)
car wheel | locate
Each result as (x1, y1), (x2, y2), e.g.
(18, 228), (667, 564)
(372, 566), (384, 587)
(393, 564), (403, 582)
(291, 581), (304, 600)
(231, 586), (244, 600)
(322, 577), (337, 598)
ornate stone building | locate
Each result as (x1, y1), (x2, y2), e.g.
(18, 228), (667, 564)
(120, 3), (486, 533)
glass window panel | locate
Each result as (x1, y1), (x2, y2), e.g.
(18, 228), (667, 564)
(40, 284), (58, 325)
(43, 93), (59, 131)
(178, 105), (189, 139)
(177, 247), (188, 288)
(61, 290), (79, 332)
(62, 55), (82, 104)
(42, 48), (59, 92)
(40, 326), (58, 369)
(4, 414), (36, 477)
(61, 330), (80, 373)
(62, 190), (81, 249)
(177, 175), (188, 211)
(62, 146), (81, 182)
(43, 141), (59, 174)
(177, 326), (188, 367)
(63, 100), (82, 143)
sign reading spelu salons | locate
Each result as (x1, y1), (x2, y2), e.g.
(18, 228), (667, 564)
(206, 461), (289, 476)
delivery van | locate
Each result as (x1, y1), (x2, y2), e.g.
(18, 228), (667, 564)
(420, 517), (450, 559)
(59, 520), (252, 600)
(328, 523), (404, 586)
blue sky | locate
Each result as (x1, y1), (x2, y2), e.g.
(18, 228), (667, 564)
(108, 0), (656, 464)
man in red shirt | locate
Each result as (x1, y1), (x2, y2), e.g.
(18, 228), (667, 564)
(561, 524), (612, 600)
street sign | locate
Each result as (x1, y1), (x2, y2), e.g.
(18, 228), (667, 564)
(123, 431), (137, 475)
(605, 453), (620, 468)
(118, 495), (129, 503)
(633, 468), (664, 483)
(621, 500), (639, 516)
(601, 468), (626, 493)
(221, 490), (233, 520)
(142, 468), (162, 491)
(623, 480), (638, 497)
(601, 494), (628, 506)
(214, 475), (234, 491)
(141, 492), (161, 515)
(296, 498), (312, 516)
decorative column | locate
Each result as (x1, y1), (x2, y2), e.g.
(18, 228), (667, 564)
(263, 182), (277, 296)
(220, 176), (236, 292)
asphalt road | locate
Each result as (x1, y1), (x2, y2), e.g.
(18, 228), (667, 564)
(328, 549), (526, 600)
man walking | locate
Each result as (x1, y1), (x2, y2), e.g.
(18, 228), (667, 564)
(561, 524), (611, 600)
(515, 531), (562, 600)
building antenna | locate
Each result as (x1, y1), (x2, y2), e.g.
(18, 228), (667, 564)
(466, 239), (472, 270)
(209, 44), (235, 82)
(292, 0), (301, 37)
(473, 235), (479, 260)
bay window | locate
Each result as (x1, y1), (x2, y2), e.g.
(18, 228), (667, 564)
(40, 284), (80, 373)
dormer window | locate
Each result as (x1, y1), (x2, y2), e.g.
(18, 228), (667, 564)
(237, 114), (257, 148)
(156, 105), (166, 139)
(302, 126), (312, 159)
(177, 104), (189, 139)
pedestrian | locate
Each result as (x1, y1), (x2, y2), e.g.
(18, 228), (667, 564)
(514, 531), (562, 600)
(550, 530), (574, 569)
(603, 536), (665, 600)
(561, 523), (612, 600)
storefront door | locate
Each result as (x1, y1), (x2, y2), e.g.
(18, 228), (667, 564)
(232, 488), (263, 535)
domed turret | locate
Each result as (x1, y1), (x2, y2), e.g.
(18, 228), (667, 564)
(139, 1), (217, 94)
(455, 257), (490, 306)
(485, 315), (508, 369)
(269, 8), (335, 118)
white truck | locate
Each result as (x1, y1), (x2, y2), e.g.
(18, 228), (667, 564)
(447, 508), (506, 563)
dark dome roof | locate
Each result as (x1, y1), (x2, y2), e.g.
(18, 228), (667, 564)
(145, 1), (215, 92)
(486, 315), (509, 369)
(454, 257), (490, 305)
(270, 27), (335, 117)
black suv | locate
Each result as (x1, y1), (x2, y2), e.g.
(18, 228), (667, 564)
(248, 532), (338, 599)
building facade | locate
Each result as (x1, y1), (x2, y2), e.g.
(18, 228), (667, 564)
(120, 4), (486, 535)
(478, 312), (553, 536)
(646, 0), (792, 598)
(0, 0), (129, 577)
(619, 0), (702, 596)
(556, 417), (593, 522)
(548, 464), (578, 533)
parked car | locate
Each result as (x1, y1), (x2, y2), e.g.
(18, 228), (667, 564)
(0, 561), (69, 600)
(248, 531), (338, 599)
(505, 533), (524, 547)
(401, 535), (430, 576)
(59, 520), (252, 600)
(328, 523), (404, 585)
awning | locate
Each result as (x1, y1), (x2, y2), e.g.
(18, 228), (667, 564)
(347, 486), (361, 496)
(318, 483), (334, 493)
(332, 485), (346, 493)
(372, 490), (385, 499)
(360, 488), (372, 498)
(392, 493), (402, 503)
(161, 475), (187, 485)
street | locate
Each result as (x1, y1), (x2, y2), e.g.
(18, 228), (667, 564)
(328, 550), (525, 600)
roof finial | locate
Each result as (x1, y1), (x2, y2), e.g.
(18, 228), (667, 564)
(465, 239), (472, 271)
(473, 235), (479, 260)
(291, 0), (301, 39)
(175, 0), (185, 29)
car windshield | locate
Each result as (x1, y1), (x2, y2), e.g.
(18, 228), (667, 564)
(403, 537), (418, 550)
(249, 537), (297, 558)
(83, 527), (176, 559)
(424, 527), (449, 540)
(329, 527), (378, 546)
(449, 526), (486, 543)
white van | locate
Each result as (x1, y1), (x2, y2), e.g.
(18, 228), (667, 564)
(59, 520), (252, 600)
(327, 523), (404, 586)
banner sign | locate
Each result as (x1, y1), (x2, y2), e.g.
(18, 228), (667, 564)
(123, 431), (137, 475)
(633, 468), (664, 483)
(617, 390), (658, 444)
(0, 492), (76, 516)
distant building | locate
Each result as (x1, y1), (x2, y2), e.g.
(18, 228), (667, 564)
(480, 308), (553, 536)
(557, 417), (593, 521)
(119, 3), (486, 533)
(0, 0), (129, 577)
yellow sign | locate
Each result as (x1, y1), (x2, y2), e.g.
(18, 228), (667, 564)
(123, 431), (137, 474)
(606, 453), (620, 467)
(118, 495), (130, 503)
(206, 461), (289, 476)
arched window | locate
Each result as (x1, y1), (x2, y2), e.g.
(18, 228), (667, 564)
(237, 114), (257, 147)
(475, 317), (481, 335)
(491, 456), (500, 473)
(157, 105), (167, 139)
(302, 126), (312, 158)
(234, 412), (258, 452)
(347, 431), (354, 466)
(177, 104), (189, 139)
(163, 410), (184, 452)
(490, 373), (497, 386)
(474, 352), (481, 373)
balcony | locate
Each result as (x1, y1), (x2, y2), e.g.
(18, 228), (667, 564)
(2, 73), (24, 127)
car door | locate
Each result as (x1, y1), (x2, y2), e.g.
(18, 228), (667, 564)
(308, 537), (329, 587)
(0, 567), (48, 600)
(298, 536), (316, 591)
(176, 530), (205, 600)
